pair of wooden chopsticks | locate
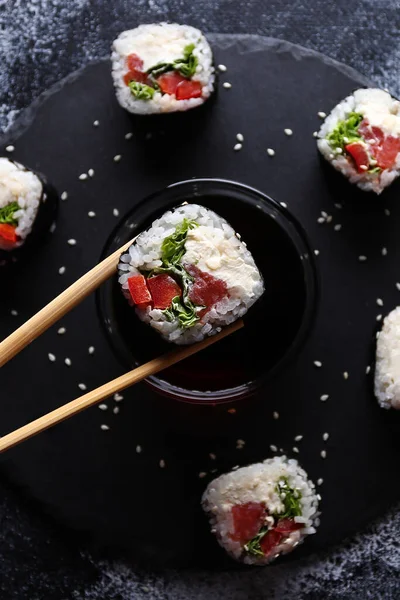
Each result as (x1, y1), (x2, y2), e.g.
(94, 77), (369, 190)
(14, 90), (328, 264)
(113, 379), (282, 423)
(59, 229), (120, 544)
(0, 239), (243, 453)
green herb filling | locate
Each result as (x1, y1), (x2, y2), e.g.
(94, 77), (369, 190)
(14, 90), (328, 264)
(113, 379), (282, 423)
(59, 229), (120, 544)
(0, 201), (19, 225)
(326, 112), (363, 151)
(128, 81), (156, 100)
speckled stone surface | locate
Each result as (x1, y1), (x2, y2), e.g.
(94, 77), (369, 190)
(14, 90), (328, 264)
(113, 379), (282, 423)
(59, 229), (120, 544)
(0, 1), (399, 598)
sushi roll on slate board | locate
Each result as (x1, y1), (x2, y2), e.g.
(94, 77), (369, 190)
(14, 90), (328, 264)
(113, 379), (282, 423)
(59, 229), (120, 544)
(118, 203), (264, 345)
(111, 23), (215, 115)
(375, 307), (400, 410)
(0, 158), (58, 267)
(202, 456), (319, 565)
(317, 89), (400, 194)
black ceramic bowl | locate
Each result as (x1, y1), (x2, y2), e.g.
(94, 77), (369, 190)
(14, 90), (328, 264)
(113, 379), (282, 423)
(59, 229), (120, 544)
(97, 178), (318, 403)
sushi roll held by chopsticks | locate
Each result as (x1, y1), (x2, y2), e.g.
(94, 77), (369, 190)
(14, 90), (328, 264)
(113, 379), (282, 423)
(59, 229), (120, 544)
(202, 456), (320, 565)
(111, 23), (215, 115)
(118, 204), (264, 345)
(317, 88), (400, 194)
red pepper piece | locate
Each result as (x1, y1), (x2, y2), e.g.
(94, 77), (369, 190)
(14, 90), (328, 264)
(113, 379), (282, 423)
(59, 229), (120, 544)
(157, 72), (187, 95)
(275, 518), (303, 533)
(128, 274), (152, 305)
(0, 223), (17, 244)
(259, 529), (283, 555)
(230, 502), (266, 544)
(176, 80), (202, 100)
(345, 142), (370, 173)
(126, 53), (144, 72)
(375, 135), (400, 169)
(147, 274), (182, 310)
(123, 53), (148, 86)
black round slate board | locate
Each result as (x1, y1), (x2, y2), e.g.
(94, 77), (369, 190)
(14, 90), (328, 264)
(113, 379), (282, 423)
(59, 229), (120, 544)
(1, 34), (400, 569)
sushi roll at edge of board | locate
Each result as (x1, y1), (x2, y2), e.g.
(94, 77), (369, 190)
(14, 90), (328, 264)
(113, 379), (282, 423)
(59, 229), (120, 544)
(0, 157), (58, 267)
(111, 23), (215, 115)
(117, 203), (264, 345)
(317, 88), (400, 194)
(202, 456), (320, 565)
(375, 306), (400, 410)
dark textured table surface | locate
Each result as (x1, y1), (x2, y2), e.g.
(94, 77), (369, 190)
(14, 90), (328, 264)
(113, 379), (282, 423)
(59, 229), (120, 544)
(1, 1), (399, 599)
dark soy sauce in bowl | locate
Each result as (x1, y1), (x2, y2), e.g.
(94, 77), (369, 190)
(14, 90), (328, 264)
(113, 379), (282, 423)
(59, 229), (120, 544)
(97, 179), (318, 403)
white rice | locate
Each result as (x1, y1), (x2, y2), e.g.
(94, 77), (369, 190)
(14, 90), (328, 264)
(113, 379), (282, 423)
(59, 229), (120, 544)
(118, 203), (264, 345)
(0, 158), (43, 250)
(375, 306), (400, 409)
(202, 456), (319, 565)
(111, 23), (215, 115)
(317, 88), (400, 194)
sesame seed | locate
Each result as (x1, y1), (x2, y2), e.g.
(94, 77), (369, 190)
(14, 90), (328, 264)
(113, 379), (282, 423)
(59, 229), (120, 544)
(320, 450), (327, 458)
(294, 435), (303, 442)
(314, 249), (320, 256)
(5, 145), (15, 152)
(79, 173), (88, 180)
(343, 371), (349, 380)
(65, 357), (72, 366)
(384, 208), (391, 216)
(320, 394), (329, 401)
(329, 153), (334, 160)
(314, 360), (322, 368)
(218, 64), (227, 72)
(113, 208), (120, 217)
(359, 165), (368, 171)
(78, 383), (87, 391)
(114, 393), (123, 402)
(236, 133), (244, 142)
(100, 424), (110, 431)
(48, 353), (56, 362)
(358, 255), (367, 262)
(280, 202), (288, 208)
(88, 346), (95, 355)
(334, 203), (342, 209)
(270, 445), (278, 452)
(382, 247), (388, 256)
(93, 120), (99, 127)
(284, 128), (293, 136)
(58, 266), (66, 275)
(222, 82), (232, 89)
(335, 147), (342, 154)
(67, 239), (77, 246)
(321, 211), (328, 218)
(61, 191), (68, 201)
(88, 211), (96, 218)
(125, 132), (133, 140)
(99, 404), (108, 411)
(323, 432), (329, 441)
(334, 224), (342, 231)
(376, 298), (383, 306)
(57, 327), (66, 335)
(113, 406), (120, 414)
(199, 471), (207, 478)
(292, 446), (299, 453)
(318, 111), (326, 118)
(10, 309), (18, 316)
(136, 445), (142, 453)
(326, 215), (333, 223)
(234, 143), (242, 151)
(366, 365), (371, 374)
(159, 459), (166, 468)
(236, 439), (246, 449)
(267, 148), (275, 156)
(317, 217), (325, 224)
(396, 283), (400, 291)
(113, 154), (122, 162)
(209, 453), (216, 460)
(317, 478), (324, 486)
(273, 411), (279, 419)
(312, 131), (318, 138)
(376, 314), (382, 321)
(88, 168), (95, 177)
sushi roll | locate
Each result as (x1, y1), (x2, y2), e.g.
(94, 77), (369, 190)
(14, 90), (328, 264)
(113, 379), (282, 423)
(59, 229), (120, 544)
(202, 456), (320, 565)
(317, 88), (400, 194)
(0, 158), (58, 265)
(111, 23), (215, 115)
(375, 306), (400, 409)
(118, 203), (264, 345)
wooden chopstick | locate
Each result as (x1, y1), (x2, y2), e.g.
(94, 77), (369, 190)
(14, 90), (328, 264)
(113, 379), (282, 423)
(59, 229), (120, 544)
(0, 239), (135, 368)
(0, 319), (243, 453)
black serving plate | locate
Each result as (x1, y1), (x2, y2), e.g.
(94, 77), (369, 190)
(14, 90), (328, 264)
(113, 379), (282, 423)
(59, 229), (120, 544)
(1, 34), (400, 569)
(97, 178), (317, 403)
